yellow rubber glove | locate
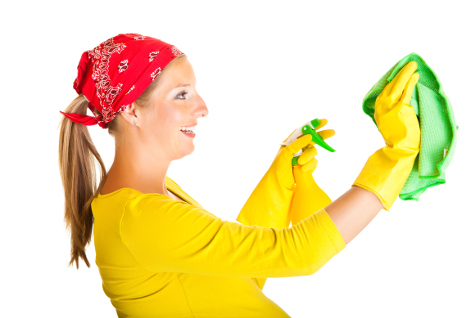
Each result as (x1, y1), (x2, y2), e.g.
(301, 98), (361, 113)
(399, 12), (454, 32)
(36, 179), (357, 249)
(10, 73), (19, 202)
(285, 120), (335, 226)
(236, 120), (335, 229)
(353, 61), (421, 210)
(236, 133), (314, 229)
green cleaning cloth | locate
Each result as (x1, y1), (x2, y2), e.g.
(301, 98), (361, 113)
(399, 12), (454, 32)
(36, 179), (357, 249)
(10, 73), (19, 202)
(362, 53), (458, 201)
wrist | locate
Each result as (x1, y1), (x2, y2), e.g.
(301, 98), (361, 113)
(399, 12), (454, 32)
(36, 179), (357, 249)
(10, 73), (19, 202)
(353, 146), (418, 210)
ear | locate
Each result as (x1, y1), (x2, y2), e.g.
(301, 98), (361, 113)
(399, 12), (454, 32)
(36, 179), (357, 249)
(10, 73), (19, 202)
(119, 103), (139, 125)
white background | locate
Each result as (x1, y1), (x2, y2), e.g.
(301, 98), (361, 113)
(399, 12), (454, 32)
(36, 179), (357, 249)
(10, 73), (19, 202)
(1, 1), (473, 317)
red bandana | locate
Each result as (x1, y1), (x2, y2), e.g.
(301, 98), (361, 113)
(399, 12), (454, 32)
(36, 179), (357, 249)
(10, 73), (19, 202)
(60, 33), (183, 129)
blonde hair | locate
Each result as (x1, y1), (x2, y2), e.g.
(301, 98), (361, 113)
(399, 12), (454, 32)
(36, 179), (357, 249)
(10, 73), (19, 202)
(58, 54), (187, 268)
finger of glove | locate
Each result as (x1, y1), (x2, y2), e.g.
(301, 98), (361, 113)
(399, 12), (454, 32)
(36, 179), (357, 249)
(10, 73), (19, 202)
(380, 61), (417, 99)
(298, 145), (318, 165)
(286, 134), (313, 154)
(390, 61), (418, 101)
(314, 118), (328, 130)
(282, 128), (297, 143)
(302, 157), (318, 173)
(317, 129), (335, 140)
(401, 72), (419, 105)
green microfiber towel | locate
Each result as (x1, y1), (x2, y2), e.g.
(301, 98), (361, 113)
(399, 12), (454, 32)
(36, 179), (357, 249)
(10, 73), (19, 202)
(362, 53), (458, 201)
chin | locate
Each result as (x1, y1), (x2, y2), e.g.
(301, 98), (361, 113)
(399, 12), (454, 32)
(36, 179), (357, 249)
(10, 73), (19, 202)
(178, 144), (195, 159)
(186, 144), (195, 156)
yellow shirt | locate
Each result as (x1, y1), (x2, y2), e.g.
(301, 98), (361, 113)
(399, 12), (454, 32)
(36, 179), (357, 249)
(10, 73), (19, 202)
(91, 177), (345, 317)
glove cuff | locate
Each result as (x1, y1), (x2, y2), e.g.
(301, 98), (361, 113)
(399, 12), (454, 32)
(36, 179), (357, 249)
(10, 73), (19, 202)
(353, 147), (418, 210)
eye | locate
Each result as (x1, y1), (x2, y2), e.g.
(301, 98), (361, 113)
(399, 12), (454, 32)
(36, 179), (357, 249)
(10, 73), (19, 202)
(176, 91), (187, 100)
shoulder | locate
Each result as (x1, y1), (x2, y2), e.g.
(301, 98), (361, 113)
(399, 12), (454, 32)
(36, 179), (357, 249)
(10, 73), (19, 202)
(121, 191), (218, 231)
(123, 191), (184, 217)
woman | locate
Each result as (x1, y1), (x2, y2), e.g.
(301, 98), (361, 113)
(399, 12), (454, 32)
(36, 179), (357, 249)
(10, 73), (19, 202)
(58, 33), (420, 317)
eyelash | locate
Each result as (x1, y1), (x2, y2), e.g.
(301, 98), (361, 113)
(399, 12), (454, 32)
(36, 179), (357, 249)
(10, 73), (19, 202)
(176, 91), (187, 100)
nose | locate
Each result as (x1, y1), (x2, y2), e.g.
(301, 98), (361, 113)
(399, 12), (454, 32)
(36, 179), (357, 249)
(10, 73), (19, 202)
(194, 94), (209, 118)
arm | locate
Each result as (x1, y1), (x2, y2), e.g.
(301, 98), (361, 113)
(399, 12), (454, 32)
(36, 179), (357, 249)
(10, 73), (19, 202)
(236, 143), (294, 290)
(235, 138), (296, 289)
(325, 186), (382, 244)
(237, 124), (334, 289)
(120, 193), (345, 277)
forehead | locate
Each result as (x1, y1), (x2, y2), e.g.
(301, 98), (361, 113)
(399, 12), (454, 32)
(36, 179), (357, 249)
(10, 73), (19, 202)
(160, 58), (195, 88)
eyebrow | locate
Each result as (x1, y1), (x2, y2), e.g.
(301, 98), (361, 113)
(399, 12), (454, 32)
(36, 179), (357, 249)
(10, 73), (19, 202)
(173, 84), (190, 89)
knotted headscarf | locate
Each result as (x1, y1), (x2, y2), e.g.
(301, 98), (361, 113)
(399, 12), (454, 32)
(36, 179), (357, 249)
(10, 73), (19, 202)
(60, 33), (183, 128)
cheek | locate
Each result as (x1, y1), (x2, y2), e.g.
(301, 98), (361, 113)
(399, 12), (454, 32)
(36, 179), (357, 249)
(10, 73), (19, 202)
(152, 105), (185, 136)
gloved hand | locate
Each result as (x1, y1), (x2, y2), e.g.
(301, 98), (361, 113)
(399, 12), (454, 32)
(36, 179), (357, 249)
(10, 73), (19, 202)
(236, 120), (334, 229)
(289, 119), (335, 174)
(353, 61), (420, 210)
(275, 119), (335, 188)
(287, 121), (335, 225)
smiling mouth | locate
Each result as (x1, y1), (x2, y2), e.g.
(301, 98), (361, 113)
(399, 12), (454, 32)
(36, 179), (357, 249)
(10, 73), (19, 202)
(179, 126), (196, 134)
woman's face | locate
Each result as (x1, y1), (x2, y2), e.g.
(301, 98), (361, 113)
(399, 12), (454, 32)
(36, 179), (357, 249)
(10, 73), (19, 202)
(139, 57), (208, 160)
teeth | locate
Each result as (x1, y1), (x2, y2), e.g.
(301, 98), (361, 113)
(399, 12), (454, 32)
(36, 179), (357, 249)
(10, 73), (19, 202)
(180, 126), (196, 134)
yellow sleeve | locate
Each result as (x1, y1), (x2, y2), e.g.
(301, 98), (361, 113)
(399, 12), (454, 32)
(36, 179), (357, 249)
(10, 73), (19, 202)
(120, 194), (346, 277)
(237, 183), (295, 289)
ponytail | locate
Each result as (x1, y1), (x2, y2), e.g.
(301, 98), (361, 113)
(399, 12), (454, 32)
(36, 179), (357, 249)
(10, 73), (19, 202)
(58, 94), (107, 268)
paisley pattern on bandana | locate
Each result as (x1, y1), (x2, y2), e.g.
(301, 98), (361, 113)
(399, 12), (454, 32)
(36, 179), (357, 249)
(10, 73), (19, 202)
(118, 60), (129, 73)
(61, 33), (184, 129)
(88, 38), (126, 123)
(149, 51), (159, 62)
(151, 67), (162, 81)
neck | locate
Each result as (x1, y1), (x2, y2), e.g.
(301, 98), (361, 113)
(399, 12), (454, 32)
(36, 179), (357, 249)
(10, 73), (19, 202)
(106, 139), (172, 195)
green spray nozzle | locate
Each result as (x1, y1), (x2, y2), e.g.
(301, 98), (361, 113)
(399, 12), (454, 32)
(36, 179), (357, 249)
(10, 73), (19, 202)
(309, 118), (321, 129)
(291, 118), (335, 165)
(303, 121), (336, 153)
